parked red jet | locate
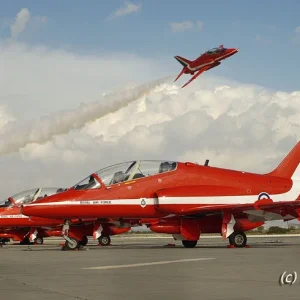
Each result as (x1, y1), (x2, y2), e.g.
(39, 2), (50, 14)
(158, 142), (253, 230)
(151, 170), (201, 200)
(174, 45), (239, 88)
(0, 187), (131, 247)
(22, 142), (300, 249)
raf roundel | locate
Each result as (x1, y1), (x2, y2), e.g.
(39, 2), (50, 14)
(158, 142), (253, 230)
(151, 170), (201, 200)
(140, 199), (147, 208)
(258, 192), (271, 200)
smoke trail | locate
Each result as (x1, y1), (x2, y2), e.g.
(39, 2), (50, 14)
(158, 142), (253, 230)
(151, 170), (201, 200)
(0, 76), (172, 155)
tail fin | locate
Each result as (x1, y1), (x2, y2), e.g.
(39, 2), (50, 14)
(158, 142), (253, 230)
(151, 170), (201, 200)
(174, 56), (191, 68)
(267, 142), (300, 178)
(174, 56), (191, 82)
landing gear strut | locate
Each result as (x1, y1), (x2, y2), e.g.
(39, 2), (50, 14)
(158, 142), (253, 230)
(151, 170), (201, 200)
(98, 235), (111, 246)
(61, 219), (79, 250)
(228, 231), (247, 248)
(182, 240), (198, 248)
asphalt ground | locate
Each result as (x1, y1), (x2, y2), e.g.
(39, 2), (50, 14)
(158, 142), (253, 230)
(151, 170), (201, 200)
(1, 235), (300, 300)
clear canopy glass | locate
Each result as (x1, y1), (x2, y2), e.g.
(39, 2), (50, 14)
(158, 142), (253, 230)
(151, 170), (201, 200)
(206, 47), (221, 55)
(0, 187), (65, 207)
(72, 160), (177, 190)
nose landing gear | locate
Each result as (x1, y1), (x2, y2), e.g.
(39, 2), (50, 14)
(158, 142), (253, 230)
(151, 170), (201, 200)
(61, 219), (80, 251)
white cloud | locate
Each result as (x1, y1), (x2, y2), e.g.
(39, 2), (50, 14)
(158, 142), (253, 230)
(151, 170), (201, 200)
(20, 141), (88, 163)
(0, 41), (170, 120)
(9, 78), (300, 175)
(0, 74), (170, 155)
(5, 8), (48, 39)
(10, 8), (30, 39)
(0, 106), (15, 133)
(295, 26), (300, 34)
(170, 21), (193, 32)
(107, 1), (141, 20)
(169, 20), (204, 32)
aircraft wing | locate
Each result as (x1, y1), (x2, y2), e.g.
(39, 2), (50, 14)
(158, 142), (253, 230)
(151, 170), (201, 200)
(181, 65), (210, 88)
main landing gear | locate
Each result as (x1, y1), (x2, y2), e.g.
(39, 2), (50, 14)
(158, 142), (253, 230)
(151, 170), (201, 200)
(98, 235), (111, 246)
(34, 237), (44, 245)
(228, 231), (247, 248)
(180, 231), (248, 249)
(182, 240), (198, 248)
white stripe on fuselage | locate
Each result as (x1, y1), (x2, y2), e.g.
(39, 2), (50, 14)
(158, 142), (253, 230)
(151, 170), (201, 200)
(0, 214), (29, 218)
(23, 184), (300, 208)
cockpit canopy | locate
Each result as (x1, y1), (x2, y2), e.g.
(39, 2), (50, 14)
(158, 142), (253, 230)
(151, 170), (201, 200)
(206, 45), (226, 55)
(0, 187), (65, 208)
(73, 160), (177, 190)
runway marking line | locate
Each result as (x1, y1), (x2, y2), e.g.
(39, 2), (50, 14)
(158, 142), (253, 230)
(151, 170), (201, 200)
(82, 257), (216, 270)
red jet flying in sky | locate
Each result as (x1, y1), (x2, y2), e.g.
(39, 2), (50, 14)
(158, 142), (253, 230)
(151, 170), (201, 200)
(0, 187), (131, 247)
(174, 45), (239, 88)
(22, 142), (300, 249)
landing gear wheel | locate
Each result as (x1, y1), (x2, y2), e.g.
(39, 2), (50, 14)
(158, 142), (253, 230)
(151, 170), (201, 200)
(182, 240), (197, 248)
(34, 237), (44, 245)
(79, 236), (88, 246)
(65, 238), (78, 250)
(229, 231), (247, 248)
(98, 235), (111, 246)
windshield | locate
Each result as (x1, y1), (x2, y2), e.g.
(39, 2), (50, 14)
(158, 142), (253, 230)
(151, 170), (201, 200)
(73, 160), (178, 189)
(206, 47), (221, 55)
(7, 187), (65, 205)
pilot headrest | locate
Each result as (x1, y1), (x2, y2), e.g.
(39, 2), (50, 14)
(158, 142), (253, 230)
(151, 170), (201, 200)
(159, 161), (176, 173)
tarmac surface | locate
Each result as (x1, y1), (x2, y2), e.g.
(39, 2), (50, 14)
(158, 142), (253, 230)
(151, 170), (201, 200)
(1, 235), (300, 300)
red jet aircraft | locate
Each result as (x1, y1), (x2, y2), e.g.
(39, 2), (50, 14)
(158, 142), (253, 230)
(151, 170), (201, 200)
(0, 187), (131, 247)
(22, 142), (300, 249)
(174, 45), (239, 88)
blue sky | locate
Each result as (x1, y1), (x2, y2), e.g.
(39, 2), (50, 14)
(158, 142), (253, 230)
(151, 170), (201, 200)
(1, 0), (300, 91)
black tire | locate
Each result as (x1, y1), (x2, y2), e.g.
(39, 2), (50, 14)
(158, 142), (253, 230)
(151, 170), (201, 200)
(229, 231), (247, 248)
(79, 236), (88, 246)
(34, 237), (44, 245)
(65, 238), (78, 250)
(182, 240), (197, 248)
(98, 235), (111, 246)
